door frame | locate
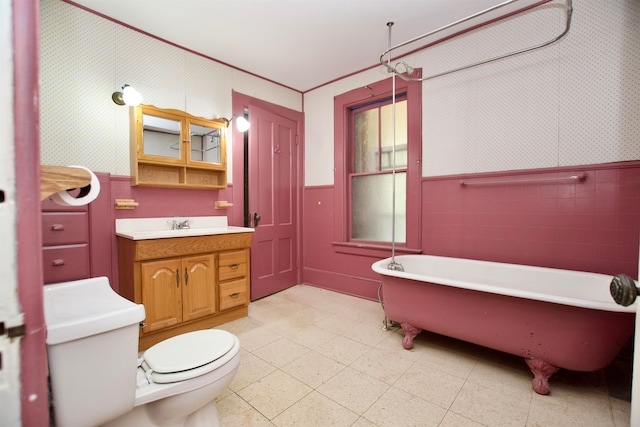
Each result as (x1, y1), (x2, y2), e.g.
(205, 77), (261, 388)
(12, 0), (50, 425)
(230, 91), (304, 291)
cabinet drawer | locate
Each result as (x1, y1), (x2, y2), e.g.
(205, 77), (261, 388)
(218, 250), (248, 281)
(41, 197), (88, 212)
(219, 278), (248, 310)
(42, 212), (89, 246)
(42, 244), (90, 284)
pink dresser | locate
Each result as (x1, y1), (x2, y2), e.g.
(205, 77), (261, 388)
(41, 197), (90, 284)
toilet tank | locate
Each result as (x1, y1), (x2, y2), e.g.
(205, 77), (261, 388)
(43, 277), (146, 427)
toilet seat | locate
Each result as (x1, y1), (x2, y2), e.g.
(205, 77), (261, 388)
(141, 329), (235, 384)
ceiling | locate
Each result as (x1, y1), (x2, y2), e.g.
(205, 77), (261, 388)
(67, 0), (544, 92)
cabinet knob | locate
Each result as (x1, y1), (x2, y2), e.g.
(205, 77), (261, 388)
(229, 292), (240, 298)
(51, 224), (65, 231)
(229, 263), (240, 269)
(52, 259), (65, 267)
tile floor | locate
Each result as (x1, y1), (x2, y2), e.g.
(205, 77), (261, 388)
(214, 284), (631, 427)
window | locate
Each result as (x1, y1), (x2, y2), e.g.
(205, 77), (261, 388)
(333, 72), (422, 255)
(351, 97), (407, 242)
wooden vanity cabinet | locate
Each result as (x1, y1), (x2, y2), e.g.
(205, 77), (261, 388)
(117, 233), (252, 350)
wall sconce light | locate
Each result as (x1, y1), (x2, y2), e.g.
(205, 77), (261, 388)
(225, 114), (250, 132)
(111, 84), (142, 106)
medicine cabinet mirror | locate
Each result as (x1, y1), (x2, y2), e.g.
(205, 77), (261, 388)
(130, 104), (227, 189)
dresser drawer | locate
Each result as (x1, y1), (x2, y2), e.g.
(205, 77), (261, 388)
(41, 197), (88, 212)
(219, 278), (248, 310)
(218, 250), (248, 281)
(42, 244), (90, 284)
(42, 212), (89, 246)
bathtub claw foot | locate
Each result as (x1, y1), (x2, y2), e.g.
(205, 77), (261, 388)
(400, 323), (422, 349)
(525, 358), (559, 395)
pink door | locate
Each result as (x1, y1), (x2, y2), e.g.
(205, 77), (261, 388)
(248, 104), (299, 300)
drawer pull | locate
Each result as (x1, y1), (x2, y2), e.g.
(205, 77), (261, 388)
(228, 263), (240, 269)
(228, 292), (241, 298)
(52, 259), (65, 267)
(51, 224), (65, 231)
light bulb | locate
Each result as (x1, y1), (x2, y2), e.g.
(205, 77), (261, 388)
(235, 116), (250, 132)
(122, 85), (142, 106)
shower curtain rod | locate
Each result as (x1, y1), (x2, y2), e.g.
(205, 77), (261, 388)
(379, 0), (573, 82)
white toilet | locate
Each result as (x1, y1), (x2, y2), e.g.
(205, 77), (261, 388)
(43, 276), (241, 427)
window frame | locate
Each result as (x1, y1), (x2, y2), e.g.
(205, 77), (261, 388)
(332, 71), (422, 256)
(349, 96), (408, 243)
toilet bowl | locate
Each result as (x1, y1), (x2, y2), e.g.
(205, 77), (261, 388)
(43, 277), (240, 427)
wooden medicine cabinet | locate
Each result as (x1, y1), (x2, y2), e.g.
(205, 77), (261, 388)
(130, 104), (228, 189)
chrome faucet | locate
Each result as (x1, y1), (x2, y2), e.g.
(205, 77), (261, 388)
(171, 219), (191, 230)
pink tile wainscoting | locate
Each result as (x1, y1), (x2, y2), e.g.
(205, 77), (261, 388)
(303, 161), (640, 300)
(422, 162), (640, 278)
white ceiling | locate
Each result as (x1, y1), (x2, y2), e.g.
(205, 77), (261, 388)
(67, 0), (545, 92)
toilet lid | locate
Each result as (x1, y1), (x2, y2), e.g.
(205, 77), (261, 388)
(143, 329), (235, 377)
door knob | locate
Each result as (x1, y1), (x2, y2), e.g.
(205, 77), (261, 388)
(253, 212), (261, 227)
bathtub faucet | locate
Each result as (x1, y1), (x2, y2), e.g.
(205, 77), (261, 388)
(387, 261), (405, 272)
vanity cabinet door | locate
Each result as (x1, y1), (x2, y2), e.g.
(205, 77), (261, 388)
(182, 254), (216, 322)
(140, 258), (182, 333)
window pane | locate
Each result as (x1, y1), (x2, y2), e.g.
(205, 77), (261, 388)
(351, 172), (406, 242)
(380, 100), (407, 170)
(354, 109), (379, 173)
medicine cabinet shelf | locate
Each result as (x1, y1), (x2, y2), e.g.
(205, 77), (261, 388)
(130, 104), (228, 190)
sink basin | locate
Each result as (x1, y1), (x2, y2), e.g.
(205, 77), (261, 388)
(115, 217), (254, 240)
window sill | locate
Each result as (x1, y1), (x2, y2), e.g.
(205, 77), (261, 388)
(332, 241), (422, 258)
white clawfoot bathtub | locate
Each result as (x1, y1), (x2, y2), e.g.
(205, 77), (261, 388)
(372, 254), (636, 394)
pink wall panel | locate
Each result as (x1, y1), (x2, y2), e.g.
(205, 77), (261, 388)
(422, 163), (640, 278)
(302, 185), (385, 300)
(303, 185), (336, 271)
(89, 173), (115, 281)
(110, 176), (235, 220)
(302, 162), (640, 301)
